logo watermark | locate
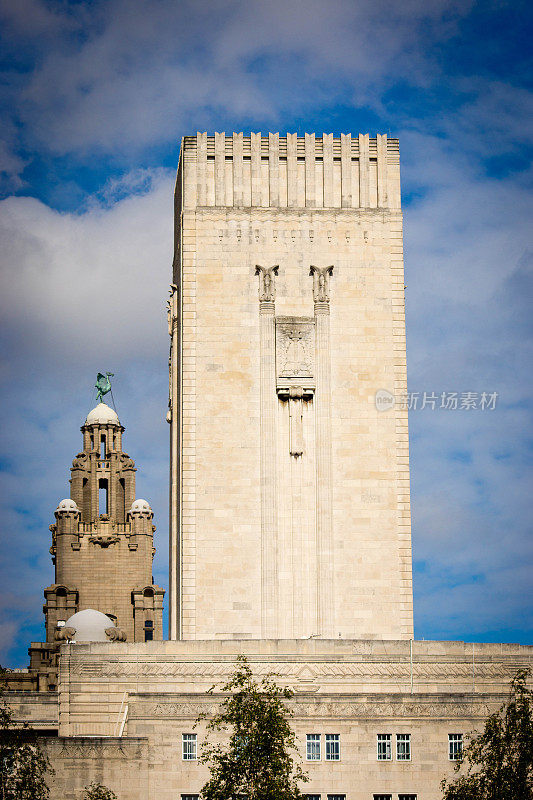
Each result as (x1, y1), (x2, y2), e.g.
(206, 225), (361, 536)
(375, 390), (499, 412)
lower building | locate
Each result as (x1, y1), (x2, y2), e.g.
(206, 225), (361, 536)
(8, 638), (532, 799)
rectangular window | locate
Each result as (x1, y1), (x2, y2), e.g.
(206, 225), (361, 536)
(325, 733), (340, 761)
(144, 619), (154, 642)
(398, 795), (417, 800)
(181, 796), (199, 800)
(327, 796), (346, 800)
(373, 796), (392, 800)
(449, 733), (463, 760)
(182, 733), (197, 761)
(306, 733), (321, 761)
(377, 733), (392, 760)
(304, 796), (321, 800)
(396, 733), (411, 761)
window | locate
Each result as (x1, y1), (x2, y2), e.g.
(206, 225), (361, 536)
(327, 796), (346, 800)
(306, 733), (321, 761)
(396, 733), (411, 761)
(398, 795), (417, 800)
(98, 478), (108, 515)
(377, 733), (392, 760)
(373, 796), (392, 800)
(304, 796), (321, 800)
(181, 796), (199, 800)
(182, 733), (197, 761)
(325, 734), (340, 761)
(449, 733), (463, 760)
(100, 435), (106, 459)
(144, 619), (154, 642)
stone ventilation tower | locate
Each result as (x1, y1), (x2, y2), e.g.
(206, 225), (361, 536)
(168, 133), (412, 642)
(29, 402), (164, 690)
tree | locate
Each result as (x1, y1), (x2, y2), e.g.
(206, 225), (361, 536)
(441, 668), (533, 800)
(198, 655), (308, 800)
(83, 782), (117, 800)
(0, 669), (52, 800)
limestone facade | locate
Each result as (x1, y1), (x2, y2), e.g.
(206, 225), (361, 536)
(169, 133), (412, 642)
(9, 638), (529, 799)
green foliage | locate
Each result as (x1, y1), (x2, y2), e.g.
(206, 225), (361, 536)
(0, 668), (52, 800)
(83, 782), (117, 800)
(441, 668), (533, 800)
(198, 655), (308, 800)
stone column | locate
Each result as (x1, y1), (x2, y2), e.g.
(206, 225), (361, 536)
(255, 265), (279, 638)
(310, 265), (335, 637)
(90, 443), (98, 521)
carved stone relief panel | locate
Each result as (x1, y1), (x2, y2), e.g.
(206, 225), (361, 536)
(276, 317), (315, 390)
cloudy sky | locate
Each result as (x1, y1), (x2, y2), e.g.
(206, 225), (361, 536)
(0, 0), (531, 666)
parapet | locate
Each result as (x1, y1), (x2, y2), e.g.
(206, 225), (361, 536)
(177, 132), (401, 212)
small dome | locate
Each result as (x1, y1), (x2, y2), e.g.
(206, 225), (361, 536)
(85, 403), (120, 426)
(64, 609), (115, 642)
(56, 498), (79, 514)
(129, 498), (152, 514)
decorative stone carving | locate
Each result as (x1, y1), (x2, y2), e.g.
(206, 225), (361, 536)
(309, 265), (334, 303)
(105, 627), (127, 642)
(68, 656), (528, 686)
(72, 452), (88, 469)
(276, 318), (315, 386)
(89, 532), (120, 547)
(119, 453), (135, 469)
(167, 284), (178, 336)
(288, 387), (305, 458)
(52, 739), (143, 758)
(255, 264), (279, 302)
(54, 626), (76, 642)
(128, 696), (497, 720)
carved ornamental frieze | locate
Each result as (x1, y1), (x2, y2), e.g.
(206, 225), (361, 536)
(128, 696), (498, 720)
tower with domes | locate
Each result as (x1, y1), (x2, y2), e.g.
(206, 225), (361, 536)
(28, 400), (164, 690)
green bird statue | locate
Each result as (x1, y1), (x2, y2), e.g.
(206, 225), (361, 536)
(95, 372), (114, 403)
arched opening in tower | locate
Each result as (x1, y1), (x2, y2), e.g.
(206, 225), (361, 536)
(98, 478), (108, 516)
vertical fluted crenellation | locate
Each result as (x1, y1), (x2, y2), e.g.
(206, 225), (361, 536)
(188, 133), (399, 210)
(359, 133), (370, 208)
(259, 300), (278, 637)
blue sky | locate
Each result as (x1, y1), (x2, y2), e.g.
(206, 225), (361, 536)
(0, 0), (531, 666)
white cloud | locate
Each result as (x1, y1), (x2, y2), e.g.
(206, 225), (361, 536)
(3, 0), (475, 160)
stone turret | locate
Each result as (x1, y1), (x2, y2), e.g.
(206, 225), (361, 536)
(29, 400), (165, 690)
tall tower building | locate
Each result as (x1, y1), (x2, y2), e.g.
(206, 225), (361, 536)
(168, 132), (412, 642)
(30, 401), (164, 688)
